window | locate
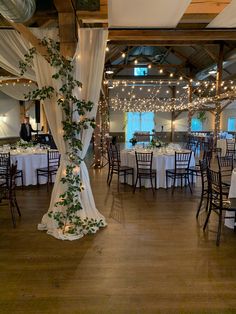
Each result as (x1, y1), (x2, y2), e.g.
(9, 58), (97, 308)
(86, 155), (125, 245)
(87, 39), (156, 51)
(126, 112), (154, 142)
(191, 118), (203, 131)
(228, 117), (236, 131)
(134, 67), (148, 76)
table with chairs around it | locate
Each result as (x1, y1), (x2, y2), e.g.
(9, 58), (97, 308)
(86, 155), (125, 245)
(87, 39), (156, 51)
(0, 147), (60, 227)
(107, 143), (196, 193)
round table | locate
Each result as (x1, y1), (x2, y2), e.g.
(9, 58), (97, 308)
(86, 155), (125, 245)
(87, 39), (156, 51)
(225, 169), (236, 229)
(10, 149), (54, 186)
(120, 148), (195, 189)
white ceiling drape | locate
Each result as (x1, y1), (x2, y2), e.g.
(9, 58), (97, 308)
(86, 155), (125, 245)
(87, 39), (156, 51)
(108, 0), (191, 28)
(0, 82), (37, 100)
(0, 30), (35, 80)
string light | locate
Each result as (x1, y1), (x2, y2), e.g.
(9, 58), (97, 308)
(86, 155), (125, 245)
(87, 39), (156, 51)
(122, 52), (126, 58)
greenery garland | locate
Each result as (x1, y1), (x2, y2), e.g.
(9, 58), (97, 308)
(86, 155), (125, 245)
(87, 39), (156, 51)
(20, 38), (105, 236)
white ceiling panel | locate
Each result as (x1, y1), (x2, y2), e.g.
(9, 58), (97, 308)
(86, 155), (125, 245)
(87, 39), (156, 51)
(108, 0), (191, 28)
(207, 0), (236, 28)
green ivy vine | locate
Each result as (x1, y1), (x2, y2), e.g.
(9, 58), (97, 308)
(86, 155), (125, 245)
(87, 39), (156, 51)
(20, 38), (105, 236)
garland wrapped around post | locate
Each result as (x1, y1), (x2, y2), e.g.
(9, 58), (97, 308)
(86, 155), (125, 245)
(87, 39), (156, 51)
(20, 38), (105, 236)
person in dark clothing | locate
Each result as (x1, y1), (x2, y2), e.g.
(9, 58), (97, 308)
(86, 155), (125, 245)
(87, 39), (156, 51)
(20, 117), (37, 142)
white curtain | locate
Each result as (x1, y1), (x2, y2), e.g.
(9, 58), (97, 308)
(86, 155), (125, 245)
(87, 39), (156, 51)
(0, 82), (37, 100)
(35, 28), (107, 240)
(0, 30), (35, 80)
(73, 28), (108, 227)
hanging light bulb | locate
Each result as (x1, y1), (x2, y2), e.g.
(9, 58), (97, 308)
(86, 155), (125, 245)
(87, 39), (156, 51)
(122, 52), (126, 58)
(105, 46), (109, 52)
(134, 59), (138, 65)
(159, 68), (163, 74)
(148, 64), (152, 69)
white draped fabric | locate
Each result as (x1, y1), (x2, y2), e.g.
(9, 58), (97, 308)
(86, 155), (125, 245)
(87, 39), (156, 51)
(34, 28), (107, 240)
(0, 82), (37, 100)
(108, 0), (191, 28)
(0, 30), (35, 80)
(73, 28), (108, 228)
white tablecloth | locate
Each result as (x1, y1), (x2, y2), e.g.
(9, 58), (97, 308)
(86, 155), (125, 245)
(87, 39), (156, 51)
(120, 149), (195, 189)
(225, 170), (236, 229)
(10, 151), (54, 186)
(217, 139), (235, 156)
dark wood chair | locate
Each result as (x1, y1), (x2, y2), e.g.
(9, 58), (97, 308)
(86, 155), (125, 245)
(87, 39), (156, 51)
(133, 151), (156, 195)
(0, 152), (24, 186)
(217, 155), (234, 192)
(196, 158), (210, 218)
(36, 150), (60, 190)
(108, 145), (134, 190)
(203, 168), (236, 246)
(0, 162), (21, 227)
(166, 151), (192, 194)
(226, 139), (236, 159)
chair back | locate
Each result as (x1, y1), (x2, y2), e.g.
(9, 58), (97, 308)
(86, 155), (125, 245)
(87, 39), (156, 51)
(203, 150), (212, 165)
(217, 155), (233, 179)
(0, 152), (10, 185)
(226, 139), (236, 152)
(48, 150), (60, 168)
(186, 142), (197, 156)
(135, 152), (153, 172)
(199, 158), (209, 189)
(109, 144), (121, 169)
(175, 152), (192, 170)
(207, 168), (223, 207)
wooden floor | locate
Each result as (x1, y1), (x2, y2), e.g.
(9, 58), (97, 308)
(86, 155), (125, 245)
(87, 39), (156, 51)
(1, 165), (236, 314)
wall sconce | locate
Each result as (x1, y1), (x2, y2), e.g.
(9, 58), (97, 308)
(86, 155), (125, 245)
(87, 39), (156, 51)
(0, 114), (7, 122)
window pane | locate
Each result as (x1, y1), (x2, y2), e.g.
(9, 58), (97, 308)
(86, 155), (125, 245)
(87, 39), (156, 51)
(191, 118), (203, 131)
(126, 112), (154, 141)
(134, 67), (148, 76)
(228, 117), (236, 131)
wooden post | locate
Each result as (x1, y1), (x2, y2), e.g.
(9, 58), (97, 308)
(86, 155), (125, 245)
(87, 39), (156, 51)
(171, 86), (176, 142)
(53, 0), (77, 58)
(187, 84), (193, 134)
(93, 98), (102, 168)
(214, 43), (224, 145)
(41, 104), (49, 133)
(19, 100), (25, 123)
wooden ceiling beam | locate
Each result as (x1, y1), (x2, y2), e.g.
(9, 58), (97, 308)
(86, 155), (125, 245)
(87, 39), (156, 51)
(109, 40), (221, 46)
(106, 64), (184, 69)
(185, 0), (230, 14)
(8, 22), (49, 59)
(53, 0), (77, 58)
(108, 29), (236, 42)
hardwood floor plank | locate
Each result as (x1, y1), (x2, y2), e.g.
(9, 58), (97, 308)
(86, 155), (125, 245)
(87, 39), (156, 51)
(1, 168), (236, 313)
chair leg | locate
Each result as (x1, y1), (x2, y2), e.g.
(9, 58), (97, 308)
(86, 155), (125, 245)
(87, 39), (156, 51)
(133, 175), (138, 194)
(166, 173), (168, 189)
(139, 176), (142, 191)
(106, 167), (110, 184)
(108, 170), (113, 186)
(14, 197), (21, 217)
(196, 188), (204, 218)
(9, 199), (16, 228)
(132, 170), (134, 187)
(187, 175), (192, 194)
(171, 176), (176, 195)
(150, 175), (154, 195)
(203, 205), (212, 231)
(216, 210), (222, 246)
